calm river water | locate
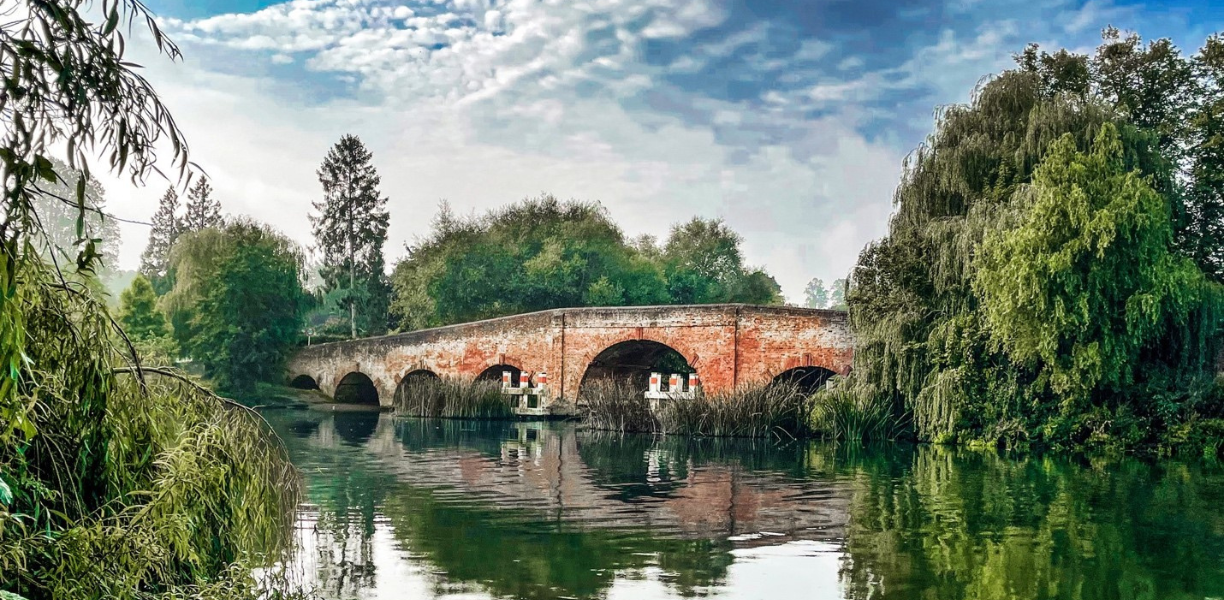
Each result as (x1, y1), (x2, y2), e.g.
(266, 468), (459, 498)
(262, 409), (1224, 600)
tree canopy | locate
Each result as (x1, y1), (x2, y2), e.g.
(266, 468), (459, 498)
(843, 30), (1224, 452)
(389, 196), (781, 330)
(165, 220), (308, 393)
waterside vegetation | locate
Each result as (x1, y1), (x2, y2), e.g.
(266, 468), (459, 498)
(837, 31), (1224, 457)
(0, 1), (307, 598)
(393, 377), (512, 419)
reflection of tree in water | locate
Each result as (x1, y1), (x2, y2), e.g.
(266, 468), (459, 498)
(272, 412), (394, 597)
(833, 446), (1224, 600)
(377, 488), (732, 599)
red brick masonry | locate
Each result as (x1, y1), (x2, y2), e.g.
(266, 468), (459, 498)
(288, 304), (853, 407)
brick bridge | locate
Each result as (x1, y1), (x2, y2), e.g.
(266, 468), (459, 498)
(286, 304), (852, 409)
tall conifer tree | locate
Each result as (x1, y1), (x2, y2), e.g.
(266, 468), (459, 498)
(139, 187), (182, 293)
(311, 134), (390, 338)
(182, 176), (223, 232)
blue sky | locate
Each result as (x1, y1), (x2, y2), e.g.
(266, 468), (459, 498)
(108, 0), (1224, 302)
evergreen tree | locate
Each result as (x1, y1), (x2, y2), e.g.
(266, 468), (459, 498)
(804, 278), (829, 308)
(311, 134), (390, 339)
(139, 187), (181, 294)
(181, 176), (223, 232)
(118, 274), (168, 340)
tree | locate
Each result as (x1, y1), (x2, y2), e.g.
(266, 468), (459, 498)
(181, 176), (223, 232)
(841, 30), (1224, 451)
(118, 274), (169, 340)
(829, 278), (847, 310)
(166, 220), (308, 393)
(662, 218), (743, 303)
(140, 187), (182, 294)
(976, 125), (1210, 400)
(311, 134), (390, 338)
(804, 278), (829, 308)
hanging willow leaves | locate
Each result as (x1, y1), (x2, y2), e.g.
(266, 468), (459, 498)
(841, 32), (1224, 453)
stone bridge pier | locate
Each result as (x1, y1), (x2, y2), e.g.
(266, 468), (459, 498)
(286, 304), (853, 409)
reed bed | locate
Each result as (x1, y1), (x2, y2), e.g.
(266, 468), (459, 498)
(579, 379), (660, 433)
(579, 379), (813, 439)
(809, 379), (907, 442)
(393, 376), (513, 419)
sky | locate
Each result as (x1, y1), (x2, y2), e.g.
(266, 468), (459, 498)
(100, 0), (1224, 303)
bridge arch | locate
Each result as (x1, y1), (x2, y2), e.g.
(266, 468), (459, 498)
(288, 374), (320, 390)
(476, 363), (522, 383)
(771, 366), (836, 395)
(393, 369), (441, 406)
(578, 339), (695, 398)
(334, 371), (380, 406)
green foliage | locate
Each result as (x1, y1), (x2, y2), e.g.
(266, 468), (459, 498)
(119, 274), (170, 341)
(0, 265), (302, 600)
(803, 277), (829, 308)
(181, 176), (223, 233)
(165, 220), (308, 393)
(976, 125), (1216, 402)
(841, 31), (1224, 453)
(390, 197), (781, 330)
(0, 2), (307, 598)
(311, 134), (390, 338)
(140, 188), (184, 295)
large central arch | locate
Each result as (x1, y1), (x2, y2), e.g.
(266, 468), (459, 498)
(578, 339), (694, 397)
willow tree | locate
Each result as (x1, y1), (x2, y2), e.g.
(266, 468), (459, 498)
(0, 1), (301, 597)
(845, 33), (1224, 451)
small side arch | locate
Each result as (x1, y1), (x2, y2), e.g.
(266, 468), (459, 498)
(771, 366), (835, 395)
(334, 371), (380, 406)
(394, 369), (440, 405)
(476, 363), (522, 384)
(289, 374), (320, 390)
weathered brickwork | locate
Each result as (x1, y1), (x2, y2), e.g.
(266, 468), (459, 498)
(287, 304), (853, 407)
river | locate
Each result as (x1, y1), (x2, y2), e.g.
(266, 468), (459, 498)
(261, 409), (1224, 600)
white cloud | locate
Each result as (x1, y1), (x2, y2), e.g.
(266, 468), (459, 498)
(115, 0), (1113, 303)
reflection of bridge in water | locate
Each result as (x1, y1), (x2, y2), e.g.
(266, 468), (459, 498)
(305, 412), (850, 545)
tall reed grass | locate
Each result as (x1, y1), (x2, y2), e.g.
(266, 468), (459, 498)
(393, 376), (512, 419)
(809, 379), (907, 442)
(579, 379), (813, 438)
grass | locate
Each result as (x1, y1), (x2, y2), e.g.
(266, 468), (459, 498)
(393, 376), (513, 419)
(809, 379), (907, 442)
(579, 379), (814, 439)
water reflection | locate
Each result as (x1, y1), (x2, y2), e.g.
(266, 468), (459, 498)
(264, 410), (1224, 600)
